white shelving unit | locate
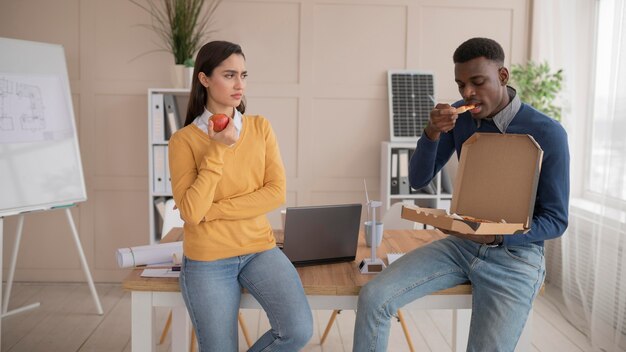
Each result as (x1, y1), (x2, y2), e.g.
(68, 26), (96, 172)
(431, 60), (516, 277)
(380, 141), (453, 213)
(148, 88), (190, 244)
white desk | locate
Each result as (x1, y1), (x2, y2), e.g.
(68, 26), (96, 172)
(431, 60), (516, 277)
(123, 229), (532, 351)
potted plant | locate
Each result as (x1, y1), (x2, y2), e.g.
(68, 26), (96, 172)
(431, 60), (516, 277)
(183, 58), (195, 88)
(510, 61), (564, 121)
(130, 0), (222, 87)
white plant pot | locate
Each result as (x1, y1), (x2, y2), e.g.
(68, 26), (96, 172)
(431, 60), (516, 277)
(170, 64), (185, 89)
(183, 67), (194, 88)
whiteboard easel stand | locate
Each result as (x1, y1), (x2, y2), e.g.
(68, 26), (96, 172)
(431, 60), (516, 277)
(1, 206), (103, 318)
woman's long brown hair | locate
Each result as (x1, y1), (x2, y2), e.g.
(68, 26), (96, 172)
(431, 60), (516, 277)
(184, 41), (246, 126)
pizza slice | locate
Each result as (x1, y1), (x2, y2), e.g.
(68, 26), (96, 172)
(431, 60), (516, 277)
(455, 104), (476, 114)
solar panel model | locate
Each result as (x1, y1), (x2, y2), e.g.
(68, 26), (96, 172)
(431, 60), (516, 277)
(387, 70), (435, 142)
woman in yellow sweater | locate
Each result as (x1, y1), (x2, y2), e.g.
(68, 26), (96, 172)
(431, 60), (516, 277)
(169, 41), (312, 352)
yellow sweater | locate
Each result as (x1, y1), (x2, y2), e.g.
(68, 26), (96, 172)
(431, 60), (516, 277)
(168, 115), (286, 261)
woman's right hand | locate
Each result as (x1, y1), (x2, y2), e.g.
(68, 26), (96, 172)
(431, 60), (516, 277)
(207, 117), (238, 146)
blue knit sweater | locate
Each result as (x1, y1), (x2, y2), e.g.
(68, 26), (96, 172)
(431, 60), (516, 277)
(410, 102), (570, 246)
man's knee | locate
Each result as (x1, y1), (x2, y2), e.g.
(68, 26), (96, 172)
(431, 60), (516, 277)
(358, 281), (376, 306)
(358, 281), (391, 314)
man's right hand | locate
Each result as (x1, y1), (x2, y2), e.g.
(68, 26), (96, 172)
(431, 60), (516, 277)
(424, 103), (459, 141)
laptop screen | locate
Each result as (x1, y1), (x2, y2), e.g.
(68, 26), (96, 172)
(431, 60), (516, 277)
(282, 203), (362, 266)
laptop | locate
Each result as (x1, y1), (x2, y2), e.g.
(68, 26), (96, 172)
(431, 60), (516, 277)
(280, 203), (362, 266)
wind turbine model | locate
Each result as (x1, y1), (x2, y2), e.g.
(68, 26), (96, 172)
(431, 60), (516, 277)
(359, 180), (386, 274)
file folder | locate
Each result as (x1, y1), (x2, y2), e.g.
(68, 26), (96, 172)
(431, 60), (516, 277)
(151, 93), (165, 143)
(165, 146), (172, 194)
(153, 197), (166, 235)
(407, 148), (437, 194)
(441, 167), (453, 194)
(390, 149), (399, 195)
(418, 180), (437, 194)
(154, 197), (166, 219)
(153, 145), (167, 194)
(408, 148), (418, 194)
(398, 149), (410, 194)
(163, 94), (180, 138)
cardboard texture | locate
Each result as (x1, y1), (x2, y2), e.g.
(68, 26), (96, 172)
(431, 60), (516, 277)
(401, 133), (543, 235)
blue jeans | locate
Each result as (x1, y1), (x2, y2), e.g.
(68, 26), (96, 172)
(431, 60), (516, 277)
(180, 247), (313, 352)
(353, 236), (545, 352)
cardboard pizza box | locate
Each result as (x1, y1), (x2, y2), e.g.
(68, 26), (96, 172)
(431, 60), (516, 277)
(401, 133), (543, 235)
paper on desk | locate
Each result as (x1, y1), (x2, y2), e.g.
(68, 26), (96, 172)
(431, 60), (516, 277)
(387, 252), (405, 265)
(140, 268), (180, 278)
(116, 241), (182, 268)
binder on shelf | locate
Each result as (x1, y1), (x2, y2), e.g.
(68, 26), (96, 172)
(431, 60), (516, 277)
(154, 196), (166, 220)
(390, 149), (399, 195)
(153, 145), (167, 194)
(398, 149), (410, 194)
(406, 147), (437, 195)
(153, 197), (166, 241)
(408, 148), (418, 194)
(416, 180), (437, 195)
(165, 146), (172, 194)
(441, 167), (453, 194)
(164, 94), (180, 138)
(151, 93), (165, 143)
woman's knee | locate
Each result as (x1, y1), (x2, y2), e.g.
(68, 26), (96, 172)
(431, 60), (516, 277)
(283, 313), (313, 347)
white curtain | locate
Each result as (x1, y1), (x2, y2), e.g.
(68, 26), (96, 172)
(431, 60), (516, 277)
(533, 1), (626, 351)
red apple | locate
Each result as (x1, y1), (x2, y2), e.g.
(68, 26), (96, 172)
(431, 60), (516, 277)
(210, 114), (229, 132)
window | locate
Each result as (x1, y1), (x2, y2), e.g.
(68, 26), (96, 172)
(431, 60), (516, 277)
(586, 0), (626, 207)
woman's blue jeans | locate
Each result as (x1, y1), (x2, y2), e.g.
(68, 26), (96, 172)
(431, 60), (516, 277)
(180, 247), (313, 352)
(353, 236), (545, 352)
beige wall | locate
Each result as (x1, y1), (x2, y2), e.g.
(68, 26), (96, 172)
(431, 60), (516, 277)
(0, 0), (530, 282)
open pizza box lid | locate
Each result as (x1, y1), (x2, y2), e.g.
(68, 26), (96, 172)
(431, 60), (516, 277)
(401, 133), (543, 235)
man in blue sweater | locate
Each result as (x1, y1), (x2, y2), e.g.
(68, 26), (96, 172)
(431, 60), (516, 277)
(353, 37), (569, 352)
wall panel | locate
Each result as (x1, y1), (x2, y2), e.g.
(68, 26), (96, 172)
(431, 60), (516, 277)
(93, 0), (172, 82)
(212, 1), (301, 84)
(246, 97), (299, 178)
(94, 189), (147, 270)
(0, 0), (81, 80)
(313, 3), (407, 86)
(94, 94), (148, 177)
(311, 98), (387, 179)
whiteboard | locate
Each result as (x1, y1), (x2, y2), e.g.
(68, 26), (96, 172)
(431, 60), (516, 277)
(0, 37), (86, 217)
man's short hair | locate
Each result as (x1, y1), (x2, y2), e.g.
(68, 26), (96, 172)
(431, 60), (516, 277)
(453, 37), (505, 64)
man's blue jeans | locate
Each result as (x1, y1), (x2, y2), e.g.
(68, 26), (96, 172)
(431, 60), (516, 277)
(353, 236), (545, 352)
(180, 247), (313, 352)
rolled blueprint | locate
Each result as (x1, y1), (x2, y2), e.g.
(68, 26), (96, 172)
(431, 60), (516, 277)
(116, 241), (182, 268)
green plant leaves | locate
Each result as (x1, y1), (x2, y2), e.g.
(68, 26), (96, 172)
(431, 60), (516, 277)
(130, 0), (222, 65)
(510, 61), (563, 122)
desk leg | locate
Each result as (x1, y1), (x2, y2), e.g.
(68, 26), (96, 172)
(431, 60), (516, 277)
(452, 309), (471, 352)
(515, 309), (533, 352)
(132, 291), (156, 352)
(172, 305), (191, 352)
